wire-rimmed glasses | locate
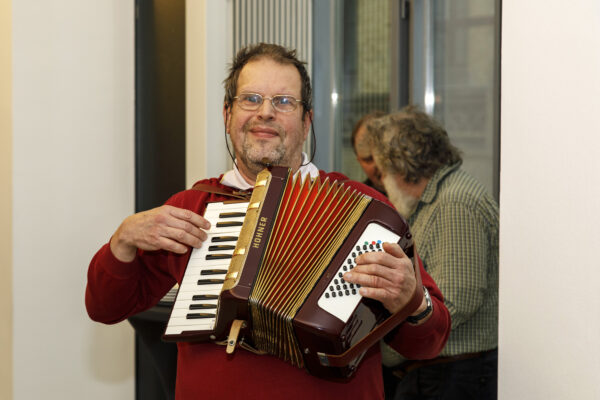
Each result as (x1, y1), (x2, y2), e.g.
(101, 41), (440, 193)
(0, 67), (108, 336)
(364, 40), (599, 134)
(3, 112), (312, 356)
(233, 93), (303, 113)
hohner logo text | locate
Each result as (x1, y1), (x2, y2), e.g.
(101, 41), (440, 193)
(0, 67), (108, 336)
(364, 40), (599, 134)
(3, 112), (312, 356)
(252, 217), (268, 249)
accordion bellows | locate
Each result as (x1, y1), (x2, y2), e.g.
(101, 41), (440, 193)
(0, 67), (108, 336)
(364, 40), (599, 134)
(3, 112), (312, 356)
(248, 169), (370, 367)
(165, 166), (423, 380)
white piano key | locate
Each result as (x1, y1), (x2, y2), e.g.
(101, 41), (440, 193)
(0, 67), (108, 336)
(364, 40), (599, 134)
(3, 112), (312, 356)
(169, 307), (216, 318)
(165, 322), (215, 335)
(204, 201), (248, 212)
(179, 281), (225, 293)
(189, 242), (235, 256)
(173, 298), (218, 309)
(173, 292), (219, 308)
(180, 273), (218, 285)
(178, 269), (228, 282)
(175, 286), (221, 296)
(167, 316), (216, 329)
(165, 318), (215, 331)
(190, 248), (235, 257)
(188, 253), (235, 263)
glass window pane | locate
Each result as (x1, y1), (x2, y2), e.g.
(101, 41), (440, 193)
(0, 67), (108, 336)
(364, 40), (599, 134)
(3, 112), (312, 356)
(338, 0), (391, 183)
(432, 0), (499, 197)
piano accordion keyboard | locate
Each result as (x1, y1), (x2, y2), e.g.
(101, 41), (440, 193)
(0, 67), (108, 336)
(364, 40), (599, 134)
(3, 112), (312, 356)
(164, 201), (249, 337)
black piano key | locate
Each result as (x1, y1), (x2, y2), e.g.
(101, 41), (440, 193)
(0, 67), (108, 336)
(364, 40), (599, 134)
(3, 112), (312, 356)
(186, 313), (215, 319)
(197, 278), (225, 285)
(211, 236), (238, 242)
(189, 304), (217, 310)
(218, 212), (247, 218)
(208, 244), (236, 251)
(216, 221), (243, 228)
(200, 269), (228, 275)
(205, 254), (232, 260)
(192, 294), (219, 301)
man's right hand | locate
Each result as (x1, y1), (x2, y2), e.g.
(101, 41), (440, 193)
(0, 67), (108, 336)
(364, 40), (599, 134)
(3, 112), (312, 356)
(109, 205), (210, 262)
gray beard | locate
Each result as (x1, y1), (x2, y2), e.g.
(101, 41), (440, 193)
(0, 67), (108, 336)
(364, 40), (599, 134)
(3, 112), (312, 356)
(382, 175), (420, 219)
(240, 139), (286, 174)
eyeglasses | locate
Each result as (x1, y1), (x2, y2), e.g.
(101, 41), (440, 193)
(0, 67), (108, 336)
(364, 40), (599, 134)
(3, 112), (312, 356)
(233, 93), (303, 113)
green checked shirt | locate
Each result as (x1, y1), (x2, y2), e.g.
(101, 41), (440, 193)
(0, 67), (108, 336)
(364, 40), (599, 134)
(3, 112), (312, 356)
(408, 162), (499, 357)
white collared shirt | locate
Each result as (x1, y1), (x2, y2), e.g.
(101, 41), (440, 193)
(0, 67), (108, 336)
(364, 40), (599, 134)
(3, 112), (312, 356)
(220, 152), (319, 190)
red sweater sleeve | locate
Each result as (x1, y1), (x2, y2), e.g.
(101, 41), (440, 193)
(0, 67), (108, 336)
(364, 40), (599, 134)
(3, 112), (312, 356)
(85, 241), (177, 323)
(384, 254), (451, 359)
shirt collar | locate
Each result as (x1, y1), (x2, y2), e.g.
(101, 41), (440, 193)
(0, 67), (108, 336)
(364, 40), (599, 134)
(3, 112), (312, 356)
(220, 152), (319, 190)
(419, 161), (462, 204)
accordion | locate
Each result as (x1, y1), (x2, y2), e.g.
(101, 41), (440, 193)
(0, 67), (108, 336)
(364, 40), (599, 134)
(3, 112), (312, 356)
(163, 166), (423, 380)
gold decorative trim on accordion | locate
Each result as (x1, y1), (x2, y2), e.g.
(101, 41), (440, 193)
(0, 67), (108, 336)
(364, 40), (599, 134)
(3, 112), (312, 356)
(222, 168), (273, 292)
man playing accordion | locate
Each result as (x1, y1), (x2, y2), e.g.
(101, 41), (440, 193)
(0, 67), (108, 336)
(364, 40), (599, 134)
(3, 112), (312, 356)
(85, 43), (451, 400)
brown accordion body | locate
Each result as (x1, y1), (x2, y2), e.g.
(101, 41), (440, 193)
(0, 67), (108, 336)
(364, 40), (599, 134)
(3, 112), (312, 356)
(164, 166), (423, 380)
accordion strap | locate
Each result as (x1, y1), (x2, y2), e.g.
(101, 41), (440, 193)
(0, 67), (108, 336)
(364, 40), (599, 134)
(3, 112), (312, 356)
(317, 253), (426, 368)
(191, 182), (252, 200)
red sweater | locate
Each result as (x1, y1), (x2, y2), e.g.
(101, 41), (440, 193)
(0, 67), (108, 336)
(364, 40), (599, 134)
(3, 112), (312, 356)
(86, 171), (450, 400)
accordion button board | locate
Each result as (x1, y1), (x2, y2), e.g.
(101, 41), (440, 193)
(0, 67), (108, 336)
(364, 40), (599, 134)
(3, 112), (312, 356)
(317, 222), (400, 323)
(164, 201), (249, 337)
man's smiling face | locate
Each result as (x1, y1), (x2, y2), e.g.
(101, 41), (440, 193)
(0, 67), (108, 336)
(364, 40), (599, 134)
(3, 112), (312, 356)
(224, 57), (311, 182)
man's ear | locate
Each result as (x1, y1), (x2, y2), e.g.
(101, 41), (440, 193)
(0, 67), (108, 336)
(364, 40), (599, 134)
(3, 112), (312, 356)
(223, 103), (231, 133)
(302, 109), (313, 140)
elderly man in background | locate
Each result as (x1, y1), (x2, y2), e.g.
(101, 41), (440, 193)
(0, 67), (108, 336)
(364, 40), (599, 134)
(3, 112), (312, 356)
(367, 106), (499, 400)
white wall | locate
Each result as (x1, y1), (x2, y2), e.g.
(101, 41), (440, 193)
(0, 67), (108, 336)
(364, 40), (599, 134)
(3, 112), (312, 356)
(1, 0), (14, 398)
(186, 0), (231, 187)
(499, 1), (600, 399)
(12, 1), (135, 399)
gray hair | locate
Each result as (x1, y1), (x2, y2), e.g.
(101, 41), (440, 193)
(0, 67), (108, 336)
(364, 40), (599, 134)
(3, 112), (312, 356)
(367, 105), (462, 184)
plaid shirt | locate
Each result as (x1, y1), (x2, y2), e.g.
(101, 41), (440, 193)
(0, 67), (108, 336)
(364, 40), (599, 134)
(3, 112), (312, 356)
(408, 162), (499, 356)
